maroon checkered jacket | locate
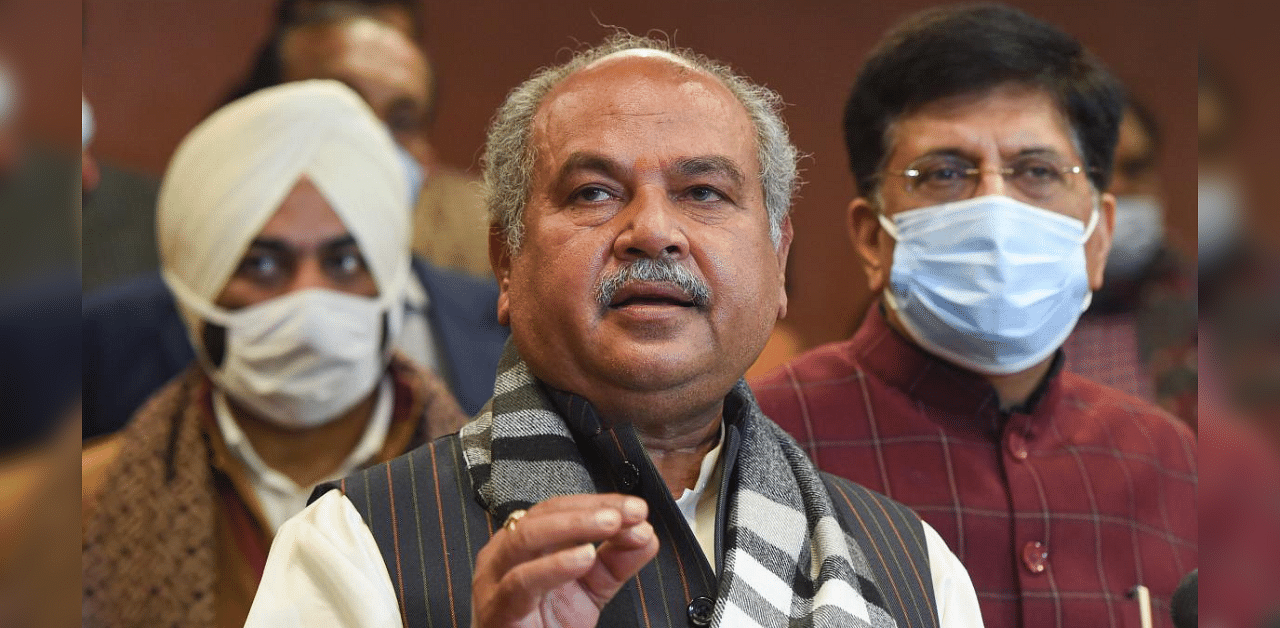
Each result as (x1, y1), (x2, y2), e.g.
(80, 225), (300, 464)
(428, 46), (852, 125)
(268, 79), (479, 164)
(751, 305), (1197, 628)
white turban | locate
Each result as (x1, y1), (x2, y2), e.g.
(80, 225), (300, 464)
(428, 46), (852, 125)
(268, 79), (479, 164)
(157, 80), (412, 348)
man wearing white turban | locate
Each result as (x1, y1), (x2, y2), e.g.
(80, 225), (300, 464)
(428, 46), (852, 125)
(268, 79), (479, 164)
(82, 80), (470, 628)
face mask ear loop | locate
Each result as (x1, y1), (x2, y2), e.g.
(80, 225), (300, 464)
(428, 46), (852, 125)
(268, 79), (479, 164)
(877, 212), (901, 241)
(1081, 204), (1101, 243)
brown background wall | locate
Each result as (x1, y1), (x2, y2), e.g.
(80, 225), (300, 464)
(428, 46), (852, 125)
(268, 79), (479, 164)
(83, 0), (1196, 349)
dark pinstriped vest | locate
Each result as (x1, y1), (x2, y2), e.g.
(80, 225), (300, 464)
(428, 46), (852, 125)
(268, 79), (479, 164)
(327, 386), (939, 628)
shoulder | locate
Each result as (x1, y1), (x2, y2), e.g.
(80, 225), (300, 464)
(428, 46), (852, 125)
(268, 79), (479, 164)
(820, 472), (920, 527)
(751, 338), (864, 394)
(1057, 371), (1197, 466)
(749, 339), (866, 424)
(82, 272), (175, 319)
(330, 433), (476, 523)
(412, 257), (500, 321)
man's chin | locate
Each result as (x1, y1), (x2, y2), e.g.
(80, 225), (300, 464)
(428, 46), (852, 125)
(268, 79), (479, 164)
(596, 343), (711, 392)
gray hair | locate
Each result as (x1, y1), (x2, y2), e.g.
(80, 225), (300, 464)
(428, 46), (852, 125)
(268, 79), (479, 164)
(481, 33), (800, 252)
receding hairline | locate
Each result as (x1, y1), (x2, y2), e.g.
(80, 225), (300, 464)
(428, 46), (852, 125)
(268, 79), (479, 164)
(532, 49), (751, 137)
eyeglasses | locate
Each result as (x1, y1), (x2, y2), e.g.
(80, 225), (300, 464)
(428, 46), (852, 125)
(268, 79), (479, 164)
(881, 154), (1097, 204)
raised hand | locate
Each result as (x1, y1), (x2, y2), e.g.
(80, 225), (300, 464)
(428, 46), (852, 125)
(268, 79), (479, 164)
(470, 493), (659, 628)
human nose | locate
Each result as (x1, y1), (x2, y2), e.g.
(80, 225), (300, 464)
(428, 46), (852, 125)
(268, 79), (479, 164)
(288, 256), (329, 293)
(971, 168), (1008, 198)
(612, 187), (690, 261)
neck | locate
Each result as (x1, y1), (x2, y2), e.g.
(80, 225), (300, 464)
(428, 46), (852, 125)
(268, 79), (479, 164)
(986, 358), (1054, 411)
(631, 402), (724, 497)
(225, 387), (380, 488)
(884, 305), (1054, 411)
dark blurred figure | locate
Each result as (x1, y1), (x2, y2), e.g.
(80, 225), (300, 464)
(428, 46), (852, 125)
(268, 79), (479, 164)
(1197, 54), (1280, 628)
(0, 10), (82, 625)
(0, 59), (79, 457)
(1198, 58), (1280, 453)
(1063, 101), (1198, 425)
(78, 100), (163, 291)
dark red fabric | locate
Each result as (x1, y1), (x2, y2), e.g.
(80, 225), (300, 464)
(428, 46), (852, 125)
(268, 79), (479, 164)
(1199, 411), (1280, 627)
(1063, 313), (1154, 402)
(752, 305), (1198, 628)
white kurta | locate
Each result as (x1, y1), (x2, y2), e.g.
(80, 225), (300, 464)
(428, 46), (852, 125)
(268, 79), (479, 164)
(244, 429), (986, 627)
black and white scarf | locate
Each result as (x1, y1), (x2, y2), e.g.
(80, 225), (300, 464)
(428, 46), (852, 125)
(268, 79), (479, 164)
(459, 351), (899, 628)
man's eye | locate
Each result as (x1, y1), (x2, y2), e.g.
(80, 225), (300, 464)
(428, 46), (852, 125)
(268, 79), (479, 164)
(573, 186), (614, 203)
(239, 255), (280, 277)
(327, 252), (367, 275)
(920, 166), (967, 183)
(686, 186), (725, 203)
(1017, 162), (1063, 181)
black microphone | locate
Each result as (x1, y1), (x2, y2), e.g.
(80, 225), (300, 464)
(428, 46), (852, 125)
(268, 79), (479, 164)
(1170, 570), (1196, 628)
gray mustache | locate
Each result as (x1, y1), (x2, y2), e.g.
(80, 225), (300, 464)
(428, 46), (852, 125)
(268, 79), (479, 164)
(596, 258), (711, 308)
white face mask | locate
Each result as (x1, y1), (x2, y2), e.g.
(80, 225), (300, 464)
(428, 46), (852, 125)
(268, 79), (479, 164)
(880, 194), (1097, 376)
(1105, 195), (1165, 281)
(203, 288), (389, 430)
(1198, 175), (1244, 271)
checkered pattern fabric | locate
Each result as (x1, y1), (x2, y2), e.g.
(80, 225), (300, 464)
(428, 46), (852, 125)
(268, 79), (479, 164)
(1063, 313), (1154, 402)
(752, 305), (1197, 628)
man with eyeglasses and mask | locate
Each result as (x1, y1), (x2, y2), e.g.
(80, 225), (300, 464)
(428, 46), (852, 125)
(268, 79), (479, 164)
(82, 81), (470, 628)
(753, 6), (1196, 628)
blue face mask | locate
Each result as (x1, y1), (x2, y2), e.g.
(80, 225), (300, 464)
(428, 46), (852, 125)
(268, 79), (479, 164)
(879, 194), (1099, 376)
(395, 143), (425, 208)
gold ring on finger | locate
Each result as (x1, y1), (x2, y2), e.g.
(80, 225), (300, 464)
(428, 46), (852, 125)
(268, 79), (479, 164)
(503, 509), (528, 533)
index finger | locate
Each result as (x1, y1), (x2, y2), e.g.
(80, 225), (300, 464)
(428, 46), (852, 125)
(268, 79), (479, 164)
(476, 494), (648, 579)
(525, 493), (648, 524)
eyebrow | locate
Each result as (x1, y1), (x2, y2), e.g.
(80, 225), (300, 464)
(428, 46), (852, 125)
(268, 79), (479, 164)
(556, 152), (629, 183)
(913, 146), (1067, 163)
(674, 156), (745, 187)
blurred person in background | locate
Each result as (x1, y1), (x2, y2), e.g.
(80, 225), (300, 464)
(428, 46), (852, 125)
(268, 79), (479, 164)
(753, 6), (1196, 627)
(1062, 100), (1198, 425)
(0, 59), (79, 456)
(82, 82), (471, 628)
(227, 0), (490, 279)
(83, 0), (492, 286)
(0, 12), (84, 623)
(1197, 54), (1280, 625)
(80, 6), (509, 439)
(1198, 57), (1280, 452)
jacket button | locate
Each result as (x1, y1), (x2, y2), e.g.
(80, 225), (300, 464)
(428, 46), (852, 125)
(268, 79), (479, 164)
(618, 461), (640, 491)
(687, 595), (714, 626)
(1022, 541), (1049, 574)
(1007, 434), (1029, 461)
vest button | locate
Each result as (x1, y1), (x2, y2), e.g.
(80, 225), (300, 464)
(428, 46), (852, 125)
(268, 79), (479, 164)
(618, 461), (640, 491)
(1021, 540), (1049, 574)
(687, 595), (715, 626)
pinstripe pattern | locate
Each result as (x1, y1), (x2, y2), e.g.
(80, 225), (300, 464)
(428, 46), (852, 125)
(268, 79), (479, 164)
(752, 304), (1198, 628)
(327, 345), (942, 627)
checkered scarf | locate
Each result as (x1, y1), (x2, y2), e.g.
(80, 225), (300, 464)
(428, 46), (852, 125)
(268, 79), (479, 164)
(459, 348), (898, 628)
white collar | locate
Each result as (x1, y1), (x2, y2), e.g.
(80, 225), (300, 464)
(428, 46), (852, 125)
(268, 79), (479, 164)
(212, 376), (394, 497)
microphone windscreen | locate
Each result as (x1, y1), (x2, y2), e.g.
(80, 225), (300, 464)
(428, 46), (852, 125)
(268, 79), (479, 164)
(1170, 570), (1197, 628)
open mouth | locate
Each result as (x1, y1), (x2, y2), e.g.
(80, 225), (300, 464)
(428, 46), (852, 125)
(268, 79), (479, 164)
(608, 283), (698, 309)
